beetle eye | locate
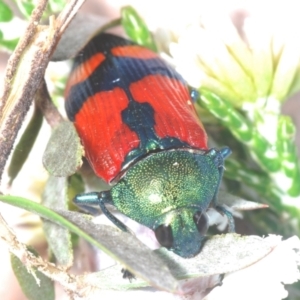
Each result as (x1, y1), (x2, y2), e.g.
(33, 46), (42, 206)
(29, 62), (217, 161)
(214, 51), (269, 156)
(193, 212), (209, 235)
(155, 225), (173, 248)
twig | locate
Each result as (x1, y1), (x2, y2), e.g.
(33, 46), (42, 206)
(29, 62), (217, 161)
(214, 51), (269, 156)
(35, 80), (64, 128)
(0, 0), (86, 184)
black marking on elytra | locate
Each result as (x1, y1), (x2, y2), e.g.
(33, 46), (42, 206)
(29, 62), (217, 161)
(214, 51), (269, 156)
(65, 34), (185, 121)
(65, 33), (190, 168)
(75, 33), (135, 66)
(122, 102), (157, 146)
(121, 101), (189, 168)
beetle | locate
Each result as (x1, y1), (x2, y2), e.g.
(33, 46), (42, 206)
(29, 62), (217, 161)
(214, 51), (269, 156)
(65, 32), (235, 258)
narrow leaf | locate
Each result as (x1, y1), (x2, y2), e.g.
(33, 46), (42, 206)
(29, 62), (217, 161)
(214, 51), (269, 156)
(15, 0), (35, 19)
(43, 121), (83, 177)
(0, 1), (13, 22)
(57, 209), (178, 292)
(11, 253), (54, 300)
(42, 176), (73, 267)
(277, 116), (300, 197)
(0, 195), (178, 292)
(0, 36), (19, 51)
(121, 6), (157, 51)
(80, 234), (277, 293)
(8, 104), (43, 184)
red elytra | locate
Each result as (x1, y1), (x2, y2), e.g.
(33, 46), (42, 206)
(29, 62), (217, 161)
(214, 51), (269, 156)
(65, 33), (207, 183)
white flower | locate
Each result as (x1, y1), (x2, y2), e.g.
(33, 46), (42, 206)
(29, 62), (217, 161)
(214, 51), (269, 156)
(165, 11), (300, 107)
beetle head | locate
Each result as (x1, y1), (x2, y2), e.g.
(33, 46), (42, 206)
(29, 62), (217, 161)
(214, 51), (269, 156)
(154, 208), (209, 258)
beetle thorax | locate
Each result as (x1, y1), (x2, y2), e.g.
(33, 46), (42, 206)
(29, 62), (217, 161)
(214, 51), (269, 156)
(110, 149), (221, 228)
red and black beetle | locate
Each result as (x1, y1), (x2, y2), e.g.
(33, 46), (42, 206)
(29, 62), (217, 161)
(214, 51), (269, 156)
(65, 33), (234, 258)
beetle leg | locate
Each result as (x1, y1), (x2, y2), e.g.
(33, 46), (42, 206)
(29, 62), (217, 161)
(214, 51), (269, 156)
(211, 163), (224, 208)
(73, 192), (100, 215)
(74, 191), (129, 232)
(211, 161), (235, 233)
(215, 205), (235, 232)
(121, 268), (136, 281)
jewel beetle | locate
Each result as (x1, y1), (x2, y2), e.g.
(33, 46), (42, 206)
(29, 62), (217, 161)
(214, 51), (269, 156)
(65, 33), (235, 258)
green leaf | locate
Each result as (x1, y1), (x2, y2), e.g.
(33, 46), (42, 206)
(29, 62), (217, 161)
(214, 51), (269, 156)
(8, 105), (43, 184)
(200, 89), (282, 174)
(43, 121), (83, 177)
(0, 1), (13, 22)
(0, 34), (19, 51)
(15, 0), (35, 19)
(250, 134), (281, 173)
(224, 158), (281, 201)
(42, 176), (73, 267)
(121, 6), (157, 51)
(11, 252), (54, 300)
(0, 195), (178, 292)
(277, 116), (300, 197)
(199, 89), (252, 141)
(56, 209), (178, 291)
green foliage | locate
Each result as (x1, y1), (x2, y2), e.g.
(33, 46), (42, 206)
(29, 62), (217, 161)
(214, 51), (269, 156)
(8, 105), (43, 184)
(0, 34), (18, 51)
(14, 0), (36, 19)
(277, 116), (300, 197)
(121, 6), (157, 51)
(42, 121), (83, 177)
(0, 1), (18, 50)
(0, 1), (13, 22)
(0, 193), (274, 293)
(199, 89), (300, 202)
(42, 176), (73, 267)
(11, 251), (54, 300)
